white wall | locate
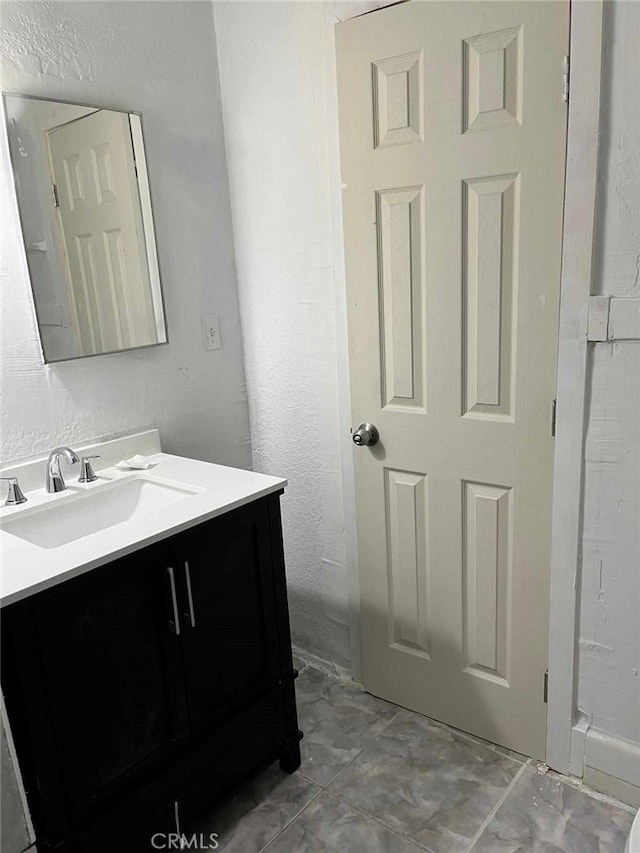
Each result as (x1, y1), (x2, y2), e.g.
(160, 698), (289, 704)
(213, 1), (367, 669)
(0, 0), (251, 469)
(577, 1), (640, 747)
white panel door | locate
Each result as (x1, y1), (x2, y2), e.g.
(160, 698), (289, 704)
(337, 0), (569, 759)
(46, 110), (155, 355)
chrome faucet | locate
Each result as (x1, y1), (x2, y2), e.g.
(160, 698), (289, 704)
(46, 447), (80, 493)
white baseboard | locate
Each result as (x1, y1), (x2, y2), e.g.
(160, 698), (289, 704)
(570, 721), (640, 788)
(569, 717), (589, 777)
(584, 728), (640, 789)
(583, 767), (640, 810)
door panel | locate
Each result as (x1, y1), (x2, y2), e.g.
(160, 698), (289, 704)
(170, 501), (281, 737)
(377, 186), (426, 411)
(463, 173), (518, 419)
(336, 0), (569, 759)
(32, 545), (186, 829)
(385, 467), (430, 656)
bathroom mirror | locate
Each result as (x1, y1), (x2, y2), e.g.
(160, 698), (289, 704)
(3, 94), (168, 362)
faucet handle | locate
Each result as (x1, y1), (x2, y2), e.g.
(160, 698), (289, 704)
(78, 456), (100, 484)
(1, 477), (28, 506)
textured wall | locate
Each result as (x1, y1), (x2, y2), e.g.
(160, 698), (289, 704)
(577, 1), (640, 745)
(0, 1), (251, 469)
(214, 2), (359, 668)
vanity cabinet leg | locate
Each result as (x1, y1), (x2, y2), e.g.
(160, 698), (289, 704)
(279, 741), (301, 774)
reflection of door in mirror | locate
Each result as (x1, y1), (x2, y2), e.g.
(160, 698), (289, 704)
(45, 110), (155, 356)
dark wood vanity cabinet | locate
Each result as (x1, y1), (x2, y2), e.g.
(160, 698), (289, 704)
(171, 503), (282, 738)
(1, 493), (301, 852)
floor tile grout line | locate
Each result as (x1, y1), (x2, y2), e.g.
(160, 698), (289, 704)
(321, 788), (437, 853)
(376, 707), (405, 736)
(295, 666), (558, 851)
(194, 662), (632, 852)
(298, 740), (374, 790)
(302, 708), (406, 791)
(297, 769), (319, 786)
(464, 761), (529, 853)
(303, 664), (531, 769)
(293, 654), (350, 683)
(375, 701), (531, 768)
(444, 728), (530, 766)
(295, 664), (405, 790)
(295, 771), (323, 791)
(374, 704), (531, 772)
(299, 713), (534, 853)
(542, 766), (638, 815)
(297, 667), (529, 796)
(256, 786), (325, 853)
(326, 748), (524, 853)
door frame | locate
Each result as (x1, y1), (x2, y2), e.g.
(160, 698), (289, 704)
(328, 0), (605, 771)
(546, 0), (604, 775)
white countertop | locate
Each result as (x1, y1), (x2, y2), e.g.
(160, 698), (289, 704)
(0, 451), (286, 608)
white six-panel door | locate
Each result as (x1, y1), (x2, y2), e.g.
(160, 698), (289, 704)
(336, 0), (569, 758)
(46, 110), (155, 356)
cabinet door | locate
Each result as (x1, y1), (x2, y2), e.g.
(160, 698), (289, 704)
(170, 499), (281, 737)
(30, 545), (187, 833)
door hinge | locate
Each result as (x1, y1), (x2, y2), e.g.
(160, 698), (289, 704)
(51, 183), (60, 208)
(563, 55), (570, 102)
(551, 398), (557, 437)
(544, 669), (549, 704)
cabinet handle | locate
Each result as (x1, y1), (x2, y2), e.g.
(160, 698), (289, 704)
(174, 800), (182, 842)
(184, 561), (196, 628)
(167, 566), (181, 635)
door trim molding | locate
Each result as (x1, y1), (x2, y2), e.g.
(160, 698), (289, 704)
(546, 0), (604, 774)
(324, 7), (363, 681)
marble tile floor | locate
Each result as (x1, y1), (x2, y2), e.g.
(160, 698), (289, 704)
(190, 660), (635, 853)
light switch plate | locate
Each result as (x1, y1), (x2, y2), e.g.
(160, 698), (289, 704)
(202, 314), (221, 351)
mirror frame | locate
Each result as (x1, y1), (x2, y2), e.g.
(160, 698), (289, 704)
(2, 92), (170, 363)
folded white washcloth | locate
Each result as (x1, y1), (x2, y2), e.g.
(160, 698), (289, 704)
(115, 455), (156, 470)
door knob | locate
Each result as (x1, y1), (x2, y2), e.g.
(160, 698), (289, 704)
(352, 423), (379, 447)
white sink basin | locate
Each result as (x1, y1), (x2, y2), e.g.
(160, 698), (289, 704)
(1, 476), (200, 549)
